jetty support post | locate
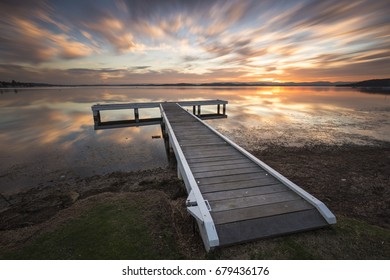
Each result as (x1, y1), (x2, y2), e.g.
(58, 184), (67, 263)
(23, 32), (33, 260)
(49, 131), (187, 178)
(193, 106), (196, 115)
(177, 163), (183, 180)
(92, 109), (101, 127)
(134, 108), (139, 123)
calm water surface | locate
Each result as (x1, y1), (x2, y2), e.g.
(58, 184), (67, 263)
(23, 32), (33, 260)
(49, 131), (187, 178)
(1, 86), (389, 195)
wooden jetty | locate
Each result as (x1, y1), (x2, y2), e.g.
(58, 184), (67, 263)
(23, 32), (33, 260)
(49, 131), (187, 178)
(91, 100), (336, 251)
(92, 100), (227, 129)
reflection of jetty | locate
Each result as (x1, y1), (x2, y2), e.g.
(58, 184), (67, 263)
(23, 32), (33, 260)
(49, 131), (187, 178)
(91, 100), (336, 251)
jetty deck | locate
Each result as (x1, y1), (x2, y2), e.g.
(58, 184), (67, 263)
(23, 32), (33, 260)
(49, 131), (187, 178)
(92, 100), (336, 251)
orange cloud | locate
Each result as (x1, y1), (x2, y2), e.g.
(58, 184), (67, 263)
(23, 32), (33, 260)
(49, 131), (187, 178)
(84, 17), (142, 53)
(1, 15), (93, 64)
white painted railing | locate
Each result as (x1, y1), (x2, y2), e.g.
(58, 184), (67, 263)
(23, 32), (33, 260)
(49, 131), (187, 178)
(160, 104), (219, 251)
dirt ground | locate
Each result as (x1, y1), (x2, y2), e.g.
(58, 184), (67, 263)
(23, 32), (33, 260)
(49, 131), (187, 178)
(0, 142), (389, 255)
(252, 143), (390, 229)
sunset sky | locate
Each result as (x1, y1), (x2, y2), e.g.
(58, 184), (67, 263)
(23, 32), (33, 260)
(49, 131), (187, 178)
(0, 0), (389, 84)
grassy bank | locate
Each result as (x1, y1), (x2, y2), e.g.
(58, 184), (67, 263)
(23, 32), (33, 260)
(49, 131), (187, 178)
(1, 190), (389, 260)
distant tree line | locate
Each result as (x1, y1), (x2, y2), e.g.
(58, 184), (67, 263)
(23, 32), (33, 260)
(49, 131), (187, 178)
(337, 78), (390, 87)
(0, 80), (52, 88)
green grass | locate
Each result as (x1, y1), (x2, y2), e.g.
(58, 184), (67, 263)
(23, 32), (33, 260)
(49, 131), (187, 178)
(226, 217), (390, 260)
(0, 196), (184, 259)
(1, 195), (389, 260)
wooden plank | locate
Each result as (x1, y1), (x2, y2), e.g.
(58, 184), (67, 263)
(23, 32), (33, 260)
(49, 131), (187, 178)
(212, 199), (314, 225)
(185, 149), (240, 159)
(202, 184), (287, 201)
(216, 209), (327, 245)
(187, 155), (244, 164)
(179, 139), (224, 144)
(197, 172), (269, 185)
(172, 126), (210, 131)
(171, 122), (200, 125)
(178, 100), (228, 106)
(93, 102), (161, 110)
(191, 162), (257, 173)
(199, 178), (281, 193)
(180, 141), (226, 147)
(170, 120), (199, 124)
(176, 130), (218, 136)
(182, 145), (231, 153)
(165, 114), (194, 118)
(189, 158), (251, 168)
(173, 127), (208, 132)
(198, 114), (227, 120)
(172, 127), (209, 132)
(176, 134), (220, 139)
(171, 123), (206, 128)
(166, 112), (191, 115)
(174, 132), (216, 138)
(182, 143), (229, 150)
(194, 166), (261, 179)
(176, 135), (219, 142)
(184, 149), (235, 157)
(176, 136), (221, 142)
(179, 137), (225, 143)
(175, 131), (218, 137)
(209, 191), (300, 212)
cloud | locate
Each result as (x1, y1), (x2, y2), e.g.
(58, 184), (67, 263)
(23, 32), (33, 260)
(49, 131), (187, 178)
(182, 56), (200, 62)
(129, 66), (151, 70)
(0, 2), (94, 64)
(0, 0), (389, 83)
(82, 17), (140, 53)
(274, 57), (390, 82)
(0, 63), (251, 84)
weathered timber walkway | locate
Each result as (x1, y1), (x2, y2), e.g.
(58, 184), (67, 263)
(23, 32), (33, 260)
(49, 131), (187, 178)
(92, 100), (336, 251)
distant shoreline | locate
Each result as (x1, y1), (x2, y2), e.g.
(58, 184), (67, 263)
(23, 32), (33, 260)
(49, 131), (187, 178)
(0, 82), (346, 88)
(1, 78), (389, 89)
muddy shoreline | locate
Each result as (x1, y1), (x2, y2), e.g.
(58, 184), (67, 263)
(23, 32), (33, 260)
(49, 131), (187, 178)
(0, 142), (389, 250)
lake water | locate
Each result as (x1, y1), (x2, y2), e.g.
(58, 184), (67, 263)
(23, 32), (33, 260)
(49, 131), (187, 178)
(1, 86), (389, 195)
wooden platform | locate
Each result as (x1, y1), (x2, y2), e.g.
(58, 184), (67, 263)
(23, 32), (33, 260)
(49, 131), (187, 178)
(160, 103), (336, 250)
(92, 100), (227, 129)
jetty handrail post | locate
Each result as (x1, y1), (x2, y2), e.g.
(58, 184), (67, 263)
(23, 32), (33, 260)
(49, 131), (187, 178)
(179, 104), (336, 225)
(223, 104), (226, 115)
(160, 104), (219, 251)
(217, 104), (220, 115)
